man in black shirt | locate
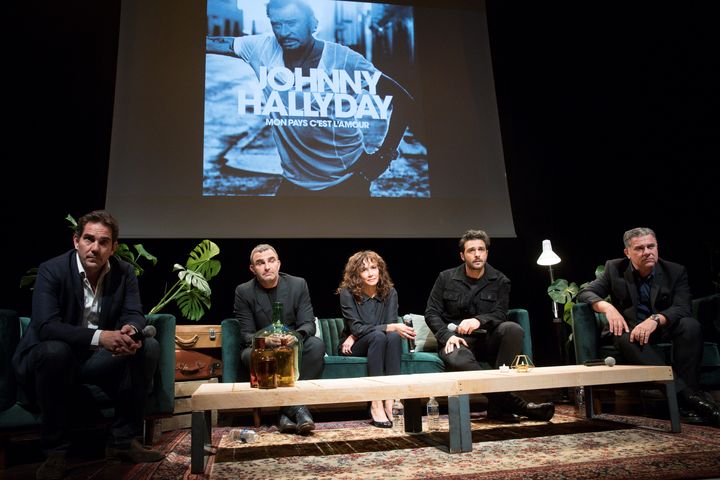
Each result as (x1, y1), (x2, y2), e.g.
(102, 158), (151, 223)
(425, 229), (555, 423)
(234, 244), (325, 434)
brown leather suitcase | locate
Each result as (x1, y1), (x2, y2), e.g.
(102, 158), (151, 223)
(174, 324), (222, 349)
(175, 348), (223, 381)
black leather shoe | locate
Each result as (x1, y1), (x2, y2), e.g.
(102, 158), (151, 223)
(524, 402), (555, 421)
(680, 391), (720, 427)
(295, 406), (315, 435)
(277, 413), (297, 434)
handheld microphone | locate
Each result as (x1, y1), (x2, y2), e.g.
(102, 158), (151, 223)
(448, 323), (487, 336)
(402, 314), (416, 353)
(583, 356), (615, 367)
(129, 325), (157, 342)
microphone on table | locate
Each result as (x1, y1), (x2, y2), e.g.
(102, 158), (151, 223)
(583, 356), (615, 367)
(129, 325), (157, 342)
(448, 323), (487, 336)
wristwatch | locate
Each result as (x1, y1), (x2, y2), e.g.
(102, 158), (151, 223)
(650, 314), (661, 327)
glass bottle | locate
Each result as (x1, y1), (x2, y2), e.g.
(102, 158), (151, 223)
(252, 302), (302, 388)
(249, 337), (266, 388)
(426, 397), (440, 432)
(256, 347), (277, 389)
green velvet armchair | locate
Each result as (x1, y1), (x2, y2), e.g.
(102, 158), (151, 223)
(0, 309), (176, 463)
(571, 294), (720, 387)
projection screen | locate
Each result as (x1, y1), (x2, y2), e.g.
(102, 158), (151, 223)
(107, 0), (515, 238)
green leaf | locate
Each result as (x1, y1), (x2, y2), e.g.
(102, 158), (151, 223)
(547, 279), (579, 304)
(563, 301), (574, 325)
(65, 214), (77, 231)
(178, 268), (211, 294)
(186, 240), (221, 280)
(594, 265), (605, 279)
(133, 244), (158, 266)
(176, 288), (212, 321)
(20, 268), (38, 289)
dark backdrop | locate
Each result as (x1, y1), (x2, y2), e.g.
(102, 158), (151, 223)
(3, 1), (718, 367)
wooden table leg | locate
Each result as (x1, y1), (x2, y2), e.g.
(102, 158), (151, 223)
(447, 395), (472, 453)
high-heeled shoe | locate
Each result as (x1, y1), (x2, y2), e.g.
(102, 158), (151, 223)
(368, 407), (393, 428)
(371, 418), (393, 428)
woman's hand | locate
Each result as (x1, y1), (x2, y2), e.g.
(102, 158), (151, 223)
(341, 335), (356, 355)
(388, 322), (416, 340)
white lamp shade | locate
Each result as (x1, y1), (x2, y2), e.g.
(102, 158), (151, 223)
(536, 239), (561, 266)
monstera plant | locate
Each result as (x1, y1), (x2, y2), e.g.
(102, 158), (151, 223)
(149, 239), (221, 321)
(547, 265), (605, 327)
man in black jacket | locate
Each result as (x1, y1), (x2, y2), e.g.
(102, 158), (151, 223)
(234, 244), (325, 434)
(578, 227), (719, 426)
(13, 210), (163, 480)
(425, 229), (554, 423)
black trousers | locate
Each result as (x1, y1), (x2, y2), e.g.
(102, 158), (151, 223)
(614, 316), (703, 393)
(241, 334), (325, 380)
(17, 338), (160, 452)
(439, 321), (526, 410)
(346, 330), (402, 377)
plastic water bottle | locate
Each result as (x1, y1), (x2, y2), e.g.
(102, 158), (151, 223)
(575, 386), (585, 411)
(229, 428), (258, 443)
(426, 397), (440, 432)
(392, 399), (404, 432)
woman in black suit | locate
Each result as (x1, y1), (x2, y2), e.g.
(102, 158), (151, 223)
(337, 250), (415, 427)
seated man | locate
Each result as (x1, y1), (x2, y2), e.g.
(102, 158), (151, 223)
(13, 210), (164, 480)
(425, 229), (555, 423)
(578, 227), (720, 426)
(234, 244), (325, 434)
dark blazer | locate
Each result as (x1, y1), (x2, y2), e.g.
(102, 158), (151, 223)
(577, 257), (692, 328)
(13, 249), (146, 376)
(233, 272), (316, 348)
(425, 263), (511, 347)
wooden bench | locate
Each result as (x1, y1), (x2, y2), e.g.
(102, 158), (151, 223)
(191, 364), (678, 473)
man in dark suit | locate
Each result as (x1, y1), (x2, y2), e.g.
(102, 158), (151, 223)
(13, 210), (163, 480)
(578, 227), (720, 426)
(234, 244), (325, 434)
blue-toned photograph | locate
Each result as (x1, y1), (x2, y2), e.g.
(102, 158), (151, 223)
(203, 0), (428, 197)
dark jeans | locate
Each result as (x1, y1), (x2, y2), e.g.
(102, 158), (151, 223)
(614, 316), (703, 393)
(439, 321), (525, 410)
(344, 330), (402, 377)
(17, 338), (159, 451)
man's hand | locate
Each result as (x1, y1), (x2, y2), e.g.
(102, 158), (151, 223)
(100, 325), (141, 356)
(350, 149), (397, 182)
(444, 335), (468, 355)
(596, 301), (629, 336)
(630, 318), (658, 345)
(341, 335), (356, 355)
(456, 318), (482, 335)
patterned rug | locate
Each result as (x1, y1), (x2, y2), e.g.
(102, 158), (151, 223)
(124, 405), (720, 480)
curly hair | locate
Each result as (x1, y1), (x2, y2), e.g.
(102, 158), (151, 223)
(337, 250), (394, 302)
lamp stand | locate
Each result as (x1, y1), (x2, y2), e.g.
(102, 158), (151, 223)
(547, 265), (566, 365)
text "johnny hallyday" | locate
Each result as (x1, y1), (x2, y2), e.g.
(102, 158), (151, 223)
(237, 66), (393, 120)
